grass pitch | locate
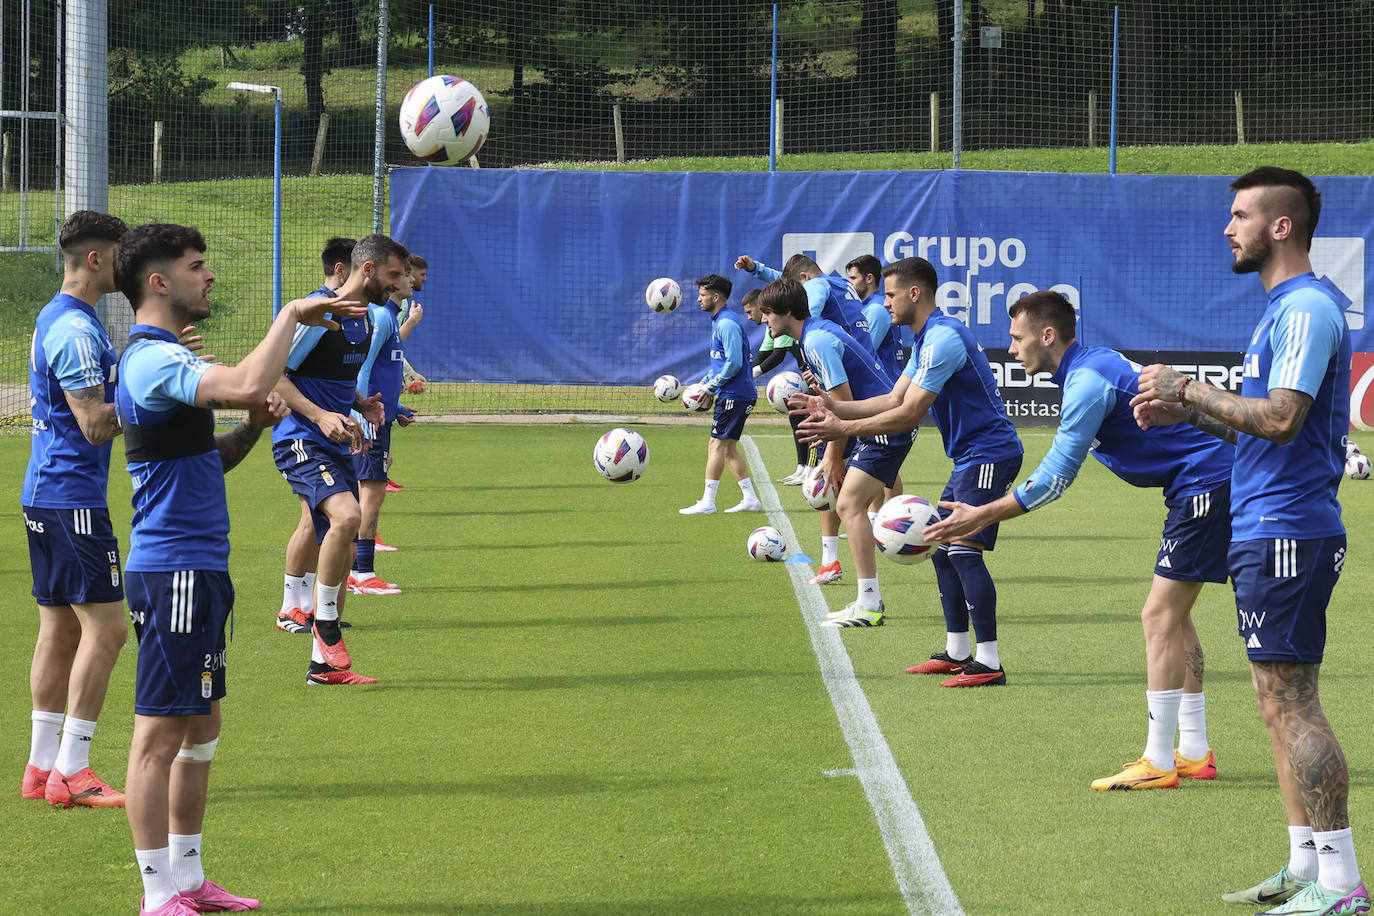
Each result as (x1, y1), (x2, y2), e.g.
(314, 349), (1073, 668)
(2, 422), (1373, 914)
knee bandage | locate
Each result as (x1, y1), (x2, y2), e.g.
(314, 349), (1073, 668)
(176, 736), (219, 763)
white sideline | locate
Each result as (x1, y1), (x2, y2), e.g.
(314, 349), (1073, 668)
(742, 436), (964, 916)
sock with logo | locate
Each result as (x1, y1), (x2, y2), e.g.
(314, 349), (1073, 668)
(280, 574), (304, 614)
(948, 545), (996, 643)
(1288, 825), (1318, 882)
(315, 582), (342, 622)
(54, 716), (96, 776)
(931, 546), (969, 636)
(700, 479), (720, 506)
(946, 631), (971, 661)
(820, 536), (840, 567)
(738, 478), (757, 501)
(169, 833), (206, 894)
(29, 710), (64, 769)
(1176, 690), (1210, 760)
(856, 578), (881, 611)
(301, 573), (317, 615)
(1143, 689), (1183, 772)
(352, 539), (376, 578)
(136, 847), (178, 910)
(974, 639), (1000, 671)
(1313, 827), (1361, 893)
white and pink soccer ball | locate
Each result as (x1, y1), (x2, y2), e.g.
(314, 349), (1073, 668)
(593, 428), (649, 483)
(398, 75), (489, 165)
(766, 371), (806, 414)
(800, 465), (835, 511)
(747, 526), (786, 562)
(652, 375), (682, 403)
(681, 383), (714, 413)
(645, 278), (682, 314)
(873, 495), (942, 565)
(1346, 453), (1372, 480)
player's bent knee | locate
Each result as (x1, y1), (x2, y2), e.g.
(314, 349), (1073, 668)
(176, 736), (219, 763)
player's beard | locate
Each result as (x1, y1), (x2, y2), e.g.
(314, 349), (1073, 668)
(362, 274), (390, 305)
(1231, 235), (1272, 274)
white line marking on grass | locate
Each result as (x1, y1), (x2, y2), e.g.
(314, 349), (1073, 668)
(742, 436), (964, 916)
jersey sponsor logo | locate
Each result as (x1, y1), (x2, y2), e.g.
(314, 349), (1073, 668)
(1351, 353), (1374, 431)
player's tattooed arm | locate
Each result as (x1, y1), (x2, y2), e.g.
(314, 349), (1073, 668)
(1185, 383), (1312, 445)
(1251, 661), (1351, 830)
(1184, 408), (1239, 445)
(64, 385), (122, 444)
(215, 421), (262, 472)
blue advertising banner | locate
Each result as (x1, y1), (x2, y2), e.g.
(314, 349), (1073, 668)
(390, 168), (1371, 388)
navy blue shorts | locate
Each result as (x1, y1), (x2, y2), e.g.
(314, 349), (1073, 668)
(351, 423), (392, 482)
(1230, 535), (1346, 664)
(847, 434), (914, 489)
(23, 505), (124, 605)
(938, 456), (1024, 550)
(1156, 482), (1231, 583)
(274, 437), (359, 542)
(127, 569), (233, 716)
(710, 396), (756, 441)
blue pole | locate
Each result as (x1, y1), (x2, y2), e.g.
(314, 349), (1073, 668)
(272, 91), (283, 315)
(768, 4), (778, 172)
(428, 5), (435, 77)
(1109, 5), (1119, 175)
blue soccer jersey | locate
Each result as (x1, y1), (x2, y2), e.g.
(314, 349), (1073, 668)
(1231, 273), (1351, 541)
(1012, 342), (1234, 511)
(862, 291), (904, 380)
(751, 263), (872, 348)
(356, 302), (405, 426)
(23, 295), (118, 509)
(904, 312), (1022, 470)
(801, 317), (912, 449)
(701, 307), (756, 401)
(116, 327), (229, 572)
(271, 288), (372, 457)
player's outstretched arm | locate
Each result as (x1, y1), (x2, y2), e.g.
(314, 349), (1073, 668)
(808, 379), (933, 439)
(1132, 363), (1303, 444)
(924, 493), (1025, 543)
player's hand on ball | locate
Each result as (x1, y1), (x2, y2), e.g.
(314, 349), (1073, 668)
(733, 255), (756, 272)
(247, 391), (290, 429)
(289, 296), (365, 329)
(923, 501), (983, 543)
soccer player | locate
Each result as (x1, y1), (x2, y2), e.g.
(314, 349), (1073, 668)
(848, 253), (908, 512)
(735, 252), (873, 347)
(348, 253), (424, 591)
(795, 257), (1023, 684)
(924, 290), (1230, 786)
(271, 234), (403, 686)
(743, 288), (808, 485)
(758, 277), (911, 627)
(22, 210), (130, 809)
(381, 253), (426, 500)
(679, 274), (761, 515)
(113, 222), (366, 915)
(1133, 167), (1366, 915)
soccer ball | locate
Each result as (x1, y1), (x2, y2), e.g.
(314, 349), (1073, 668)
(747, 526), (787, 562)
(681, 383), (714, 413)
(593, 428), (649, 482)
(800, 465), (834, 511)
(646, 278), (682, 314)
(1346, 453), (1372, 480)
(766, 371), (806, 414)
(398, 75), (490, 165)
(1347, 439), (1361, 460)
(653, 375), (682, 403)
(873, 495), (942, 565)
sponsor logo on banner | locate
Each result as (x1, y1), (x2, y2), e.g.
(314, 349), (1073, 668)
(1310, 237), (1365, 331)
(781, 233), (875, 276)
(1352, 352), (1374, 432)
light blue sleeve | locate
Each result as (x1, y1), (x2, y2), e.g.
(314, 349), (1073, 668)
(704, 320), (745, 392)
(1011, 369), (1114, 512)
(863, 303), (892, 350)
(122, 340), (210, 412)
(1266, 295), (1345, 398)
(803, 330), (848, 392)
(355, 305), (391, 397)
(901, 325), (968, 395)
(802, 277), (829, 317)
(751, 262), (781, 284)
(44, 313), (108, 390)
(285, 324), (328, 371)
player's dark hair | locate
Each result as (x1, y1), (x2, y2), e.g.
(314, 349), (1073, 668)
(845, 254), (883, 284)
(696, 273), (732, 298)
(1008, 290), (1077, 342)
(741, 289), (761, 307)
(1230, 167), (1321, 250)
(756, 277), (809, 320)
(407, 253), (428, 270)
(352, 233), (408, 269)
(116, 223), (207, 309)
(881, 257), (938, 294)
(59, 210), (127, 259)
(321, 237), (356, 277)
(781, 253), (822, 280)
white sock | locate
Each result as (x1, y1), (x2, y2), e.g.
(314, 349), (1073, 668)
(946, 631), (971, 660)
(311, 639), (326, 665)
(820, 536), (840, 566)
(315, 582), (341, 622)
(281, 574), (302, 614)
(974, 640), (1000, 670)
(794, 464), (805, 476)
(1289, 825), (1318, 881)
(29, 710), (64, 769)
(738, 478), (757, 501)
(1143, 689), (1183, 771)
(1176, 691), (1209, 760)
(136, 847), (178, 910)
(54, 716), (96, 776)
(1314, 827), (1361, 892)
(856, 578), (880, 610)
(301, 573), (317, 614)
(701, 479), (720, 505)
(169, 833), (206, 894)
